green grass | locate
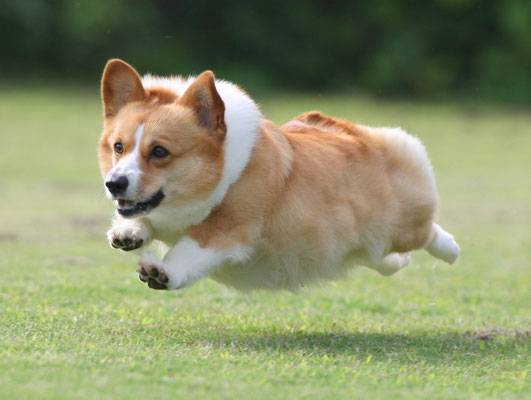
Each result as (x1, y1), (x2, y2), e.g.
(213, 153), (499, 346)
(0, 85), (529, 399)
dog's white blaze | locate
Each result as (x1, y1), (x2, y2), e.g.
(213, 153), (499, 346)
(105, 123), (145, 200)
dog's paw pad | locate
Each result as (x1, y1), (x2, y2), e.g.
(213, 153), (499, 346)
(107, 224), (149, 252)
(159, 271), (169, 283)
(110, 235), (144, 251)
(147, 278), (167, 290)
(137, 260), (168, 290)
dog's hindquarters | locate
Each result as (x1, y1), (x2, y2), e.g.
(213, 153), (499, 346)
(362, 126), (460, 267)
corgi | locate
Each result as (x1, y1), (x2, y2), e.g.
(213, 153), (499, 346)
(99, 59), (460, 292)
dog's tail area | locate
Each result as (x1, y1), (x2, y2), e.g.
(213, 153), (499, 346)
(425, 223), (460, 264)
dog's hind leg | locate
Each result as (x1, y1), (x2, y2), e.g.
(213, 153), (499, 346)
(367, 252), (412, 276)
(425, 223), (460, 264)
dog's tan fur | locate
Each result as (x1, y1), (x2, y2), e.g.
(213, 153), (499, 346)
(99, 59), (459, 291)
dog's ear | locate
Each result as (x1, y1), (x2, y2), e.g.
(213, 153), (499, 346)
(180, 71), (226, 140)
(101, 59), (146, 118)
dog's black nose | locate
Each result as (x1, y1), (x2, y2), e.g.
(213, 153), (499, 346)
(105, 176), (129, 195)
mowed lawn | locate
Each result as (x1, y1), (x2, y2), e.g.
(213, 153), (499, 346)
(0, 85), (529, 400)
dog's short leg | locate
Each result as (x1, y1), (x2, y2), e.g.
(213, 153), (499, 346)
(107, 216), (151, 251)
(366, 252), (412, 276)
(425, 223), (460, 264)
(137, 236), (251, 290)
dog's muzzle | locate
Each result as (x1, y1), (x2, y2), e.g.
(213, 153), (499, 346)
(115, 190), (165, 217)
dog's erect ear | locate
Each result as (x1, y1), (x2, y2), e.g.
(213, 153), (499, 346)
(180, 71), (226, 140)
(101, 59), (146, 118)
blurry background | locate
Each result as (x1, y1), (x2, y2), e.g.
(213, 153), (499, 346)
(1, 0), (531, 102)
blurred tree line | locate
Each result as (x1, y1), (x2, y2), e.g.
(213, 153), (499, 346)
(1, 0), (530, 102)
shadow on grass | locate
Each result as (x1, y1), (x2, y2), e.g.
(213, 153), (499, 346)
(175, 328), (528, 363)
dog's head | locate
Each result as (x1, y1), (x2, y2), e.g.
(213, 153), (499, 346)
(99, 59), (227, 218)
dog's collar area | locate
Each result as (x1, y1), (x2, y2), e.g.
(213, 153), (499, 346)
(116, 190), (165, 217)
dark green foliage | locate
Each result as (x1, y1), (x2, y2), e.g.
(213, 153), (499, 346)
(1, 0), (530, 102)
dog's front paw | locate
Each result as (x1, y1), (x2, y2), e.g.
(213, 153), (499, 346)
(107, 222), (150, 251)
(137, 252), (185, 291)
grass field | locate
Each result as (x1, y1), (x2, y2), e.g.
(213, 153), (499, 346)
(0, 86), (529, 399)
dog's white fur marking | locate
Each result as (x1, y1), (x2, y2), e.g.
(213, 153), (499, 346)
(142, 75), (263, 235)
(139, 237), (252, 290)
(367, 252), (413, 276)
(425, 223), (460, 264)
(105, 123), (145, 200)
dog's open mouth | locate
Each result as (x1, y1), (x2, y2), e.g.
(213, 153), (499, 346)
(116, 190), (165, 217)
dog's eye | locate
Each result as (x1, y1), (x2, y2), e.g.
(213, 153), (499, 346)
(151, 146), (169, 159)
(114, 142), (123, 155)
